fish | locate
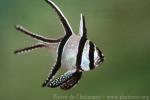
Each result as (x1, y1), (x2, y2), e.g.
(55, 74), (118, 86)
(14, 0), (104, 90)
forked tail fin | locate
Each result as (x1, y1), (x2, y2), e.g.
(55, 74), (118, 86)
(14, 44), (46, 54)
(16, 25), (62, 43)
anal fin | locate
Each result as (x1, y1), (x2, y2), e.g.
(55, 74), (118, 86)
(46, 70), (82, 90)
(60, 71), (82, 90)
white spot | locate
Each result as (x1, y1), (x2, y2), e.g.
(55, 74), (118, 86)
(81, 41), (90, 71)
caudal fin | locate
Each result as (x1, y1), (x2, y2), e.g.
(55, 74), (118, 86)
(16, 25), (62, 43)
(14, 44), (46, 54)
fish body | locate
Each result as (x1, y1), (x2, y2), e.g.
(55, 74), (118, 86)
(15, 0), (104, 90)
(61, 34), (80, 70)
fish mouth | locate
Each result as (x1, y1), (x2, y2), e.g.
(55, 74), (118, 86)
(100, 53), (104, 63)
(96, 47), (104, 66)
(95, 55), (104, 66)
(96, 58), (104, 65)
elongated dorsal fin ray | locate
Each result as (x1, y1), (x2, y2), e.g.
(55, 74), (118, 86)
(79, 13), (87, 37)
(45, 0), (73, 35)
(14, 44), (46, 54)
(16, 25), (62, 43)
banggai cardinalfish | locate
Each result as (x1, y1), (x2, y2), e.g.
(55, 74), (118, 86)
(14, 0), (104, 90)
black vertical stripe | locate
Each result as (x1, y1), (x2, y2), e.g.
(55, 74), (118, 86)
(82, 16), (87, 36)
(56, 34), (71, 66)
(76, 37), (87, 70)
(89, 41), (95, 70)
(76, 15), (87, 70)
(42, 34), (71, 87)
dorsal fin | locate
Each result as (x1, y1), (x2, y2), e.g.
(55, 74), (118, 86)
(76, 14), (87, 70)
(79, 13), (87, 37)
(45, 0), (73, 35)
